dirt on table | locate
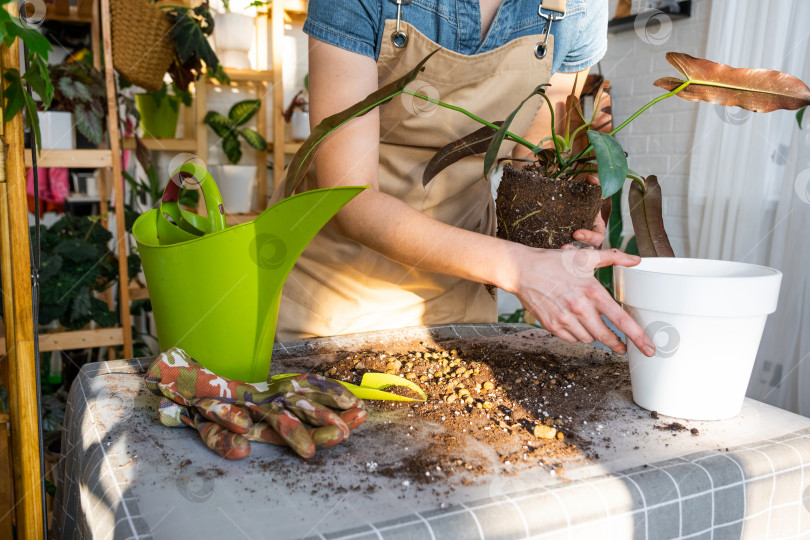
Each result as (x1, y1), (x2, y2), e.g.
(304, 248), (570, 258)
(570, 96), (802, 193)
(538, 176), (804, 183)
(312, 334), (631, 485)
(495, 163), (602, 249)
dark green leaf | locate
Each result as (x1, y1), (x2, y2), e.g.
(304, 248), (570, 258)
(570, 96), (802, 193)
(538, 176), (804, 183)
(625, 235), (639, 256)
(4, 19), (51, 57)
(229, 99), (261, 126)
(798, 107), (806, 129)
(24, 53), (53, 108)
(22, 89), (41, 150)
(203, 111), (233, 138)
(222, 135), (242, 164)
(587, 130), (626, 199)
(169, 10), (219, 70)
(607, 188), (623, 250)
(484, 84), (548, 178)
(238, 128), (267, 151)
(73, 104), (104, 146)
(89, 297), (118, 328)
(70, 293), (92, 321)
(423, 122), (503, 187)
(285, 49), (440, 197)
(3, 70), (24, 122)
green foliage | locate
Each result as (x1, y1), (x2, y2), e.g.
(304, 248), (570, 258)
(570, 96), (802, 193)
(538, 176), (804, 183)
(34, 215), (138, 330)
(163, 2), (229, 92)
(586, 131), (628, 198)
(203, 100), (268, 164)
(145, 82), (192, 114)
(48, 61), (107, 146)
(798, 107), (806, 129)
(0, 1), (53, 150)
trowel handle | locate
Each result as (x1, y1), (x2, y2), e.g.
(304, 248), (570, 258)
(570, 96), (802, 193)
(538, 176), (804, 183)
(163, 164), (227, 234)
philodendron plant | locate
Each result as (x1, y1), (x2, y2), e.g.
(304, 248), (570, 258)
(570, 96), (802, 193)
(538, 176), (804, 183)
(203, 99), (268, 164)
(285, 51), (810, 256)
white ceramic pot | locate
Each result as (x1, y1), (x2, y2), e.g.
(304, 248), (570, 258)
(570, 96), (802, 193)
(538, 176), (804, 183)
(290, 110), (310, 141)
(214, 164), (256, 214)
(215, 13), (255, 69)
(614, 258), (782, 421)
(38, 111), (75, 150)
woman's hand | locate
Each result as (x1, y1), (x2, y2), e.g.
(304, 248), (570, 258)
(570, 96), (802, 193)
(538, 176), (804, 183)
(508, 244), (656, 357)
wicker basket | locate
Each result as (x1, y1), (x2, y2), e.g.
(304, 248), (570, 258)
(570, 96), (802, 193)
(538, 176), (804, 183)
(110, 0), (174, 92)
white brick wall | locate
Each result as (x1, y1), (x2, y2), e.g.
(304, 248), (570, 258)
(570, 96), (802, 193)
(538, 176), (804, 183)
(602, 0), (712, 257)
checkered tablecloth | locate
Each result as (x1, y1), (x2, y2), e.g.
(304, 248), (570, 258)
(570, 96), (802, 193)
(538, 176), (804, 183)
(53, 324), (810, 539)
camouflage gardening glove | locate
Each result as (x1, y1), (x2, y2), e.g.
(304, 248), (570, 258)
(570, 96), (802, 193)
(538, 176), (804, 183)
(144, 348), (366, 459)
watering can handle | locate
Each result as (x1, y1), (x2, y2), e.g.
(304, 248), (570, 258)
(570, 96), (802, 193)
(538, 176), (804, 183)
(162, 164), (227, 234)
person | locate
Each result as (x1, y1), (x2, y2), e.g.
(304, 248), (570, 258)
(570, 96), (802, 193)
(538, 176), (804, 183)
(277, 0), (657, 358)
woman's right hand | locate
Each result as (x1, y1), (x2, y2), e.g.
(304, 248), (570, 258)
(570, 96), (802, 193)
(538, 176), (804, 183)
(507, 244), (656, 357)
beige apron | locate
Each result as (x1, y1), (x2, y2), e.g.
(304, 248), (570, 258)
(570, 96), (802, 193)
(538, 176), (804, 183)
(277, 15), (557, 341)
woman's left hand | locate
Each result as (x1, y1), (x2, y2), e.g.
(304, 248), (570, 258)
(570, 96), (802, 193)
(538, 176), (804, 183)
(571, 174), (606, 248)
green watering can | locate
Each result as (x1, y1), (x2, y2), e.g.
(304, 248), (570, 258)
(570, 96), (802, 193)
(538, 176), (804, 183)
(133, 163), (367, 383)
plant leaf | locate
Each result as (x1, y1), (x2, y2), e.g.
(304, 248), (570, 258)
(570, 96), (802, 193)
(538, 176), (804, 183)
(422, 122), (503, 187)
(627, 175), (674, 257)
(586, 130), (626, 199)
(798, 107), (806, 129)
(3, 18), (51, 57)
(284, 49), (440, 198)
(2, 70), (24, 122)
(222, 134), (242, 164)
(24, 53), (53, 109)
(73, 103), (104, 146)
(22, 88), (41, 150)
(484, 84), (547, 178)
(590, 80), (613, 134)
(203, 111), (233, 138)
(229, 99), (261, 126)
(607, 188), (623, 250)
(654, 52), (810, 112)
(238, 128), (267, 151)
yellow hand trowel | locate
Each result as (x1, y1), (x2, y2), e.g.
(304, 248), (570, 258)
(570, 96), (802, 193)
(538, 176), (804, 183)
(271, 372), (427, 402)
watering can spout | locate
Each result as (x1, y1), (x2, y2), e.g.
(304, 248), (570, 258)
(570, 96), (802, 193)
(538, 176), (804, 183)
(250, 187), (366, 279)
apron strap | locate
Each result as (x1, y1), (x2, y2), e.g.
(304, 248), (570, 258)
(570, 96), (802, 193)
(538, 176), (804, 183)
(536, 0), (567, 59)
(390, 0), (412, 48)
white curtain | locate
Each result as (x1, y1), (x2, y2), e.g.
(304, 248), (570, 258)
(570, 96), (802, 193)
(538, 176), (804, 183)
(688, 1), (810, 415)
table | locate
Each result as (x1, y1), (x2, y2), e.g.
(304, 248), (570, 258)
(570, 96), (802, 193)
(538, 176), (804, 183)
(53, 324), (810, 539)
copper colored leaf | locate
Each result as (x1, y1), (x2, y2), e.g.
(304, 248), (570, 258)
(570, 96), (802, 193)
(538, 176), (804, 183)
(423, 122), (503, 187)
(284, 50), (439, 198)
(628, 176), (674, 257)
(581, 74), (604, 98)
(654, 52), (810, 112)
(591, 80), (613, 134)
(566, 94), (588, 155)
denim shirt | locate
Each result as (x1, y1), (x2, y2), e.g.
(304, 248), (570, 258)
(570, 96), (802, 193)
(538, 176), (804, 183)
(303, 0), (607, 75)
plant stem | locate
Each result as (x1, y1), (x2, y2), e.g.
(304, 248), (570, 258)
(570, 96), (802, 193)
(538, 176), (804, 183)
(404, 91), (540, 153)
(557, 80), (692, 176)
(535, 91), (564, 168)
(627, 173), (647, 191)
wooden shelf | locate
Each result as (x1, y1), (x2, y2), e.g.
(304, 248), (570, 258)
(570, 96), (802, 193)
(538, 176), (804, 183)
(24, 149), (113, 169)
(0, 328), (124, 356)
(122, 137), (198, 152)
(223, 69), (275, 82)
(0, 413), (8, 424)
(129, 283), (150, 301)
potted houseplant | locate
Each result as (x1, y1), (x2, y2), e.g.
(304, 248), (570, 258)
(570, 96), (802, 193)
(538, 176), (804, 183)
(47, 61), (107, 147)
(284, 51), (810, 421)
(203, 98), (268, 213)
(134, 82), (192, 139)
(283, 75), (309, 141)
(213, 1), (267, 70)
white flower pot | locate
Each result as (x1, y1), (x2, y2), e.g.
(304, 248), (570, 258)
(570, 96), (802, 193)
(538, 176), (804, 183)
(290, 110), (310, 141)
(213, 164), (256, 214)
(38, 111), (75, 150)
(215, 13), (255, 69)
(614, 258), (782, 420)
